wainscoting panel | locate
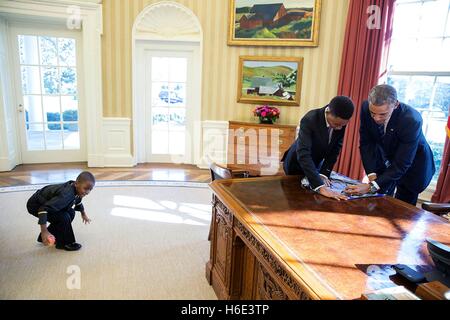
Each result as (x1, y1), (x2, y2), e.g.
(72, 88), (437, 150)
(199, 121), (229, 169)
(102, 118), (133, 167)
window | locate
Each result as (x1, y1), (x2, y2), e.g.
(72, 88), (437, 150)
(18, 35), (80, 151)
(150, 57), (187, 156)
(386, 0), (450, 182)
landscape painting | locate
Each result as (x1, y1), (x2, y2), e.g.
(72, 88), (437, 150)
(238, 56), (303, 106)
(229, 0), (321, 47)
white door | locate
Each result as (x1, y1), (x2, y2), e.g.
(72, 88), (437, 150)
(10, 26), (86, 163)
(145, 50), (194, 164)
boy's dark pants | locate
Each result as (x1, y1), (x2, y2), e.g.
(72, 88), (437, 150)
(27, 205), (76, 246)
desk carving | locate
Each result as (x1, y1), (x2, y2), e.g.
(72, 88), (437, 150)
(235, 219), (311, 300)
(208, 194), (311, 300)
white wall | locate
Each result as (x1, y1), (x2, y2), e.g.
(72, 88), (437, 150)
(0, 17), (19, 171)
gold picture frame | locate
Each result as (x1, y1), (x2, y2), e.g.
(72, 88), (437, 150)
(228, 0), (322, 47)
(238, 56), (304, 107)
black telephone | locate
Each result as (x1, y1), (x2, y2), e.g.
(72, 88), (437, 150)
(392, 264), (426, 283)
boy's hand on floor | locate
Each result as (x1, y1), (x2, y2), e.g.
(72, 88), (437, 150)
(81, 213), (92, 225)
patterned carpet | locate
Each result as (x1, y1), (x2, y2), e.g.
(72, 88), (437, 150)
(0, 182), (217, 300)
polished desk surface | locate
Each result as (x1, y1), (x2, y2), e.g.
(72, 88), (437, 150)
(210, 176), (450, 300)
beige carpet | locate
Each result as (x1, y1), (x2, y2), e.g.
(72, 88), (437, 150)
(0, 184), (217, 300)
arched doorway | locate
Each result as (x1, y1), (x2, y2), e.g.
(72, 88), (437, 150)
(132, 1), (203, 165)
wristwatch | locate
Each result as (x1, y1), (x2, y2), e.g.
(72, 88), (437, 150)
(369, 182), (379, 194)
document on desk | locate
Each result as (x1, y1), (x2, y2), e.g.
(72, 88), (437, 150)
(301, 172), (385, 200)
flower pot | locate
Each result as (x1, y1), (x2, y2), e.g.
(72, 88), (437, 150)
(259, 117), (274, 124)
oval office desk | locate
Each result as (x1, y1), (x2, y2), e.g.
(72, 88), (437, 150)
(205, 176), (450, 300)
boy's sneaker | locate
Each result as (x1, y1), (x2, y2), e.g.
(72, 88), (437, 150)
(56, 243), (82, 251)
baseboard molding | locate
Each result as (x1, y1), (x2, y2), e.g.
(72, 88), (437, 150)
(0, 156), (15, 172)
(103, 154), (135, 167)
(87, 154), (105, 167)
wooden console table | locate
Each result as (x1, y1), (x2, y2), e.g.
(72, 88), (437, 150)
(227, 121), (297, 176)
(205, 176), (450, 300)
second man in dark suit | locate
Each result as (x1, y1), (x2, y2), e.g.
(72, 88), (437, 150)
(345, 85), (435, 205)
(282, 96), (355, 200)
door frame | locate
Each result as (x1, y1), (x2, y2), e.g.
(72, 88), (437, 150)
(134, 40), (202, 165)
(0, 0), (103, 167)
(9, 23), (87, 163)
(132, 1), (203, 167)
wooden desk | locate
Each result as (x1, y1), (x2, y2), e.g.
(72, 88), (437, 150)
(205, 176), (450, 300)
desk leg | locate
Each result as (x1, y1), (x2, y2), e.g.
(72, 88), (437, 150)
(206, 195), (246, 300)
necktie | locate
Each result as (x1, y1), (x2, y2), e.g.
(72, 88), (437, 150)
(378, 124), (385, 138)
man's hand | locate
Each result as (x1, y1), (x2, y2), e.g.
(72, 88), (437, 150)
(318, 186), (348, 201)
(81, 213), (92, 225)
(368, 174), (378, 183)
(345, 183), (371, 195)
(320, 175), (331, 187)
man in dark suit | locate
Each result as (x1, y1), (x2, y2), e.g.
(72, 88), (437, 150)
(345, 85), (435, 206)
(282, 96), (355, 200)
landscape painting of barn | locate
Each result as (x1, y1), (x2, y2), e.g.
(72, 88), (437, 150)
(229, 0), (321, 47)
(238, 56), (303, 106)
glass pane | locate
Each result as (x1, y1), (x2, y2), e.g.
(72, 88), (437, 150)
(433, 76), (450, 114)
(169, 108), (186, 129)
(152, 107), (169, 130)
(392, 2), (421, 38)
(47, 122), (62, 131)
(168, 83), (186, 107)
(60, 67), (77, 95)
(416, 38), (446, 72)
(389, 38), (447, 72)
(63, 123), (80, 150)
(152, 82), (170, 106)
(41, 67), (59, 94)
(45, 126), (63, 150)
(169, 131), (185, 155)
(447, 9), (450, 36)
(58, 38), (76, 66)
(18, 35), (39, 65)
(152, 57), (169, 81)
(43, 96), (61, 122)
(23, 95), (43, 123)
(441, 39), (450, 70)
(387, 75), (434, 111)
(169, 58), (187, 82)
(39, 36), (58, 66)
(61, 96), (79, 121)
(27, 123), (45, 150)
(152, 130), (169, 154)
(21, 66), (41, 94)
(418, 0), (448, 38)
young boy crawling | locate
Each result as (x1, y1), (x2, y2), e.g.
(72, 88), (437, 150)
(26, 172), (95, 251)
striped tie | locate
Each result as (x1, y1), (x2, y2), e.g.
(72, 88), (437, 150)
(378, 124), (385, 138)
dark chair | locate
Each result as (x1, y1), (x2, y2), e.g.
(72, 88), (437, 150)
(422, 202), (450, 222)
(210, 162), (249, 182)
(208, 163), (249, 240)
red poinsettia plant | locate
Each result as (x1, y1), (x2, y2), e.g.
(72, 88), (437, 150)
(253, 105), (280, 124)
